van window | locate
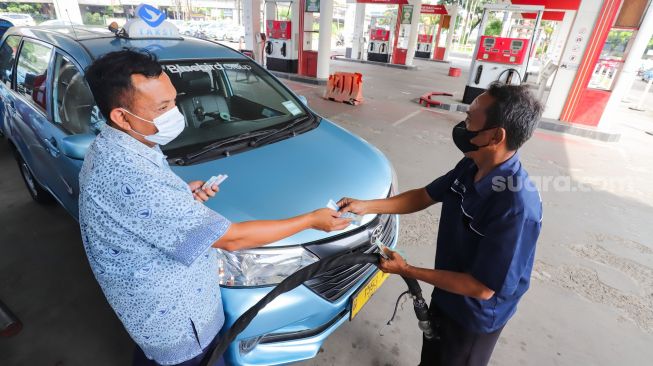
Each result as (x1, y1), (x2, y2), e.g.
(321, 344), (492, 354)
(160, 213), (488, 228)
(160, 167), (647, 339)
(15, 40), (52, 112)
(0, 35), (20, 88)
(52, 53), (103, 134)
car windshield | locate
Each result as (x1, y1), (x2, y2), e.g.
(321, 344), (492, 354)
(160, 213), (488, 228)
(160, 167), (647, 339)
(161, 59), (311, 158)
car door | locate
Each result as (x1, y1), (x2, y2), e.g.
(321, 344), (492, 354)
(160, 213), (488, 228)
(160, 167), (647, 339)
(0, 34), (20, 136)
(12, 38), (56, 194)
(44, 50), (103, 217)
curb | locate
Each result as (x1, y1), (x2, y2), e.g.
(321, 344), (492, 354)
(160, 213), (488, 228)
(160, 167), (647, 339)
(333, 56), (418, 70)
(537, 118), (621, 142)
(270, 71), (328, 85)
(414, 57), (452, 64)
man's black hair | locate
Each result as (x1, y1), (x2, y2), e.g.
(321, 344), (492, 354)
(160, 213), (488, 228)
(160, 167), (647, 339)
(85, 49), (163, 122)
(484, 82), (543, 151)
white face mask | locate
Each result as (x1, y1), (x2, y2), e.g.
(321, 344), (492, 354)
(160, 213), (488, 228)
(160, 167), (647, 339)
(122, 107), (186, 145)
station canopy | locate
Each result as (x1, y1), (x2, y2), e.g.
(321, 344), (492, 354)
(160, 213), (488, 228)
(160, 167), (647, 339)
(352, 0), (409, 4)
(510, 0), (581, 21)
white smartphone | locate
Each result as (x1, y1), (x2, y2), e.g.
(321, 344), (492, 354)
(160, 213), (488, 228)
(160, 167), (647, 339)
(201, 174), (228, 190)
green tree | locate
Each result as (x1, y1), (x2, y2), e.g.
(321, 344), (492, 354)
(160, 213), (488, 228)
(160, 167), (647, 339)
(106, 5), (120, 17)
(83, 12), (105, 26)
(277, 6), (291, 21)
(376, 8), (397, 27)
(420, 14), (439, 36)
(604, 30), (633, 58)
(463, 0), (495, 45)
(484, 19), (502, 36)
(644, 35), (653, 57)
(3, 2), (40, 14)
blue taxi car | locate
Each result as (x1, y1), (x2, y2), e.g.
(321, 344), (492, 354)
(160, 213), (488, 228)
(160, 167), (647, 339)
(0, 23), (398, 365)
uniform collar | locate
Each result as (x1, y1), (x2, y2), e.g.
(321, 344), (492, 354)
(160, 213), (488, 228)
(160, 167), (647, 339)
(473, 152), (521, 198)
(101, 126), (167, 167)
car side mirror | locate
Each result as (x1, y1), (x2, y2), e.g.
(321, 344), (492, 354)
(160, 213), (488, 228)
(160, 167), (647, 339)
(298, 95), (308, 106)
(61, 133), (95, 160)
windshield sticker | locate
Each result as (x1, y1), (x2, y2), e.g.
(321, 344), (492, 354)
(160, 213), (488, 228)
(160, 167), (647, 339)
(282, 101), (302, 116)
(165, 62), (252, 75)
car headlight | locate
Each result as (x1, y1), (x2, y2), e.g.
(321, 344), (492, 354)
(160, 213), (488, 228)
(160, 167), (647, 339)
(218, 247), (319, 287)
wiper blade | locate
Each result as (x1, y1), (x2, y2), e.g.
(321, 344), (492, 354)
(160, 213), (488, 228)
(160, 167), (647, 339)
(179, 129), (276, 164)
(249, 115), (311, 147)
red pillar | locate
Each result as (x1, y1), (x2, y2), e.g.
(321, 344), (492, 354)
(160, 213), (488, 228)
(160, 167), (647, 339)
(559, 0), (623, 125)
(391, 4), (406, 65)
(298, 0), (305, 75)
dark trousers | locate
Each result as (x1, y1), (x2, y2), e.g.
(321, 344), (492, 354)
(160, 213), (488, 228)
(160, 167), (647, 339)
(419, 304), (503, 366)
(132, 334), (226, 366)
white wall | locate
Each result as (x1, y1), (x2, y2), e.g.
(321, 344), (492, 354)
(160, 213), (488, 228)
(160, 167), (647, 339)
(52, 0), (83, 24)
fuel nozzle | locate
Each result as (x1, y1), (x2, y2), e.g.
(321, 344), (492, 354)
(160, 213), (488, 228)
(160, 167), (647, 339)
(373, 238), (436, 340)
(413, 298), (435, 340)
(402, 277), (436, 340)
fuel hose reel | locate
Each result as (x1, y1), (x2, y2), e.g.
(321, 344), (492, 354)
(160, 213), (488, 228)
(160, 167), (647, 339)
(207, 250), (434, 364)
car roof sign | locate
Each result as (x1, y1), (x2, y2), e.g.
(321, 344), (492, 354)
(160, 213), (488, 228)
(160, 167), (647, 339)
(123, 3), (180, 39)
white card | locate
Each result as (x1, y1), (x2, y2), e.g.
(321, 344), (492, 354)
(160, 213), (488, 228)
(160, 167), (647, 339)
(282, 100), (302, 116)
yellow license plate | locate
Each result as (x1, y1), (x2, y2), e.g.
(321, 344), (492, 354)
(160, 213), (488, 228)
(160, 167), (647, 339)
(350, 270), (389, 320)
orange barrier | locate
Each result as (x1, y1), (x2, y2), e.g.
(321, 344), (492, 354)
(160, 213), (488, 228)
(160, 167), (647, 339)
(323, 72), (363, 105)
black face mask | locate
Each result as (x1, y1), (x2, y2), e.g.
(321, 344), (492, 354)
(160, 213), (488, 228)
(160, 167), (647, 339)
(452, 121), (496, 153)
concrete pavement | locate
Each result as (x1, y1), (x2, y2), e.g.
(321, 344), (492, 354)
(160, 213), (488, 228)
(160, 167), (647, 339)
(1, 58), (652, 366)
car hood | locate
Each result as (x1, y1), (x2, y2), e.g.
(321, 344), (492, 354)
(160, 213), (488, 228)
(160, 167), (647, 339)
(170, 119), (393, 246)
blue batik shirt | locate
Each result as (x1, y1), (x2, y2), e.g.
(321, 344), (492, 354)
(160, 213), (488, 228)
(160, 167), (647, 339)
(79, 126), (231, 365)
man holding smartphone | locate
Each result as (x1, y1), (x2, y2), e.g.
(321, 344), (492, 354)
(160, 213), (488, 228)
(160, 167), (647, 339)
(80, 50), (350, 366)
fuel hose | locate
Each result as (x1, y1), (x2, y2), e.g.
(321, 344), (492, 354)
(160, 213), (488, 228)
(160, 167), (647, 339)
(207, 250), (434, 364)
(0, 299), (22, 337)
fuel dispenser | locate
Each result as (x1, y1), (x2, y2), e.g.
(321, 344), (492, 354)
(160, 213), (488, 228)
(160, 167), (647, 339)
(415, 34), (433, 59)
(463, 36), (532, 103)
(462, 4), (544, 104)
(367, 28), (391, 63)
(265, 20), (298, 73)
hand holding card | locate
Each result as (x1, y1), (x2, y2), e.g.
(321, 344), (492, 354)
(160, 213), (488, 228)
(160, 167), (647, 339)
(327, 199), (363, 226)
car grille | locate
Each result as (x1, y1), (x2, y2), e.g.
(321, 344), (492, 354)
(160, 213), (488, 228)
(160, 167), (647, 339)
(304, 214), (397, 302)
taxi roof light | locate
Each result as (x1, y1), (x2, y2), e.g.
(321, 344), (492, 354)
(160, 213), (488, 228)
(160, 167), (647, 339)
(106, 3), (182, 40)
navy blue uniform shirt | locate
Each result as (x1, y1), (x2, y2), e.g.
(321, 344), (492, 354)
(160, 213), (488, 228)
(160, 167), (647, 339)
(426, 153), (542, 334)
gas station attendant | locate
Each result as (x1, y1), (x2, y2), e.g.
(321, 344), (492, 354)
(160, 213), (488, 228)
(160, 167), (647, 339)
(339, 82), (544, 366)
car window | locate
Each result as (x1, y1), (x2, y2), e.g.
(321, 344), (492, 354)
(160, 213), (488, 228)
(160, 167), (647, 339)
(162, 60), (309, 156)
(15, 40), (52, 112)
(0, 35), (20, 87)
(52, 53), (104, 134)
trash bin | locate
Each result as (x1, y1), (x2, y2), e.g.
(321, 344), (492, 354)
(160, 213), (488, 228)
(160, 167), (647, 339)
(302, 51), (318, 78)
(392, 48), (408, 65)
